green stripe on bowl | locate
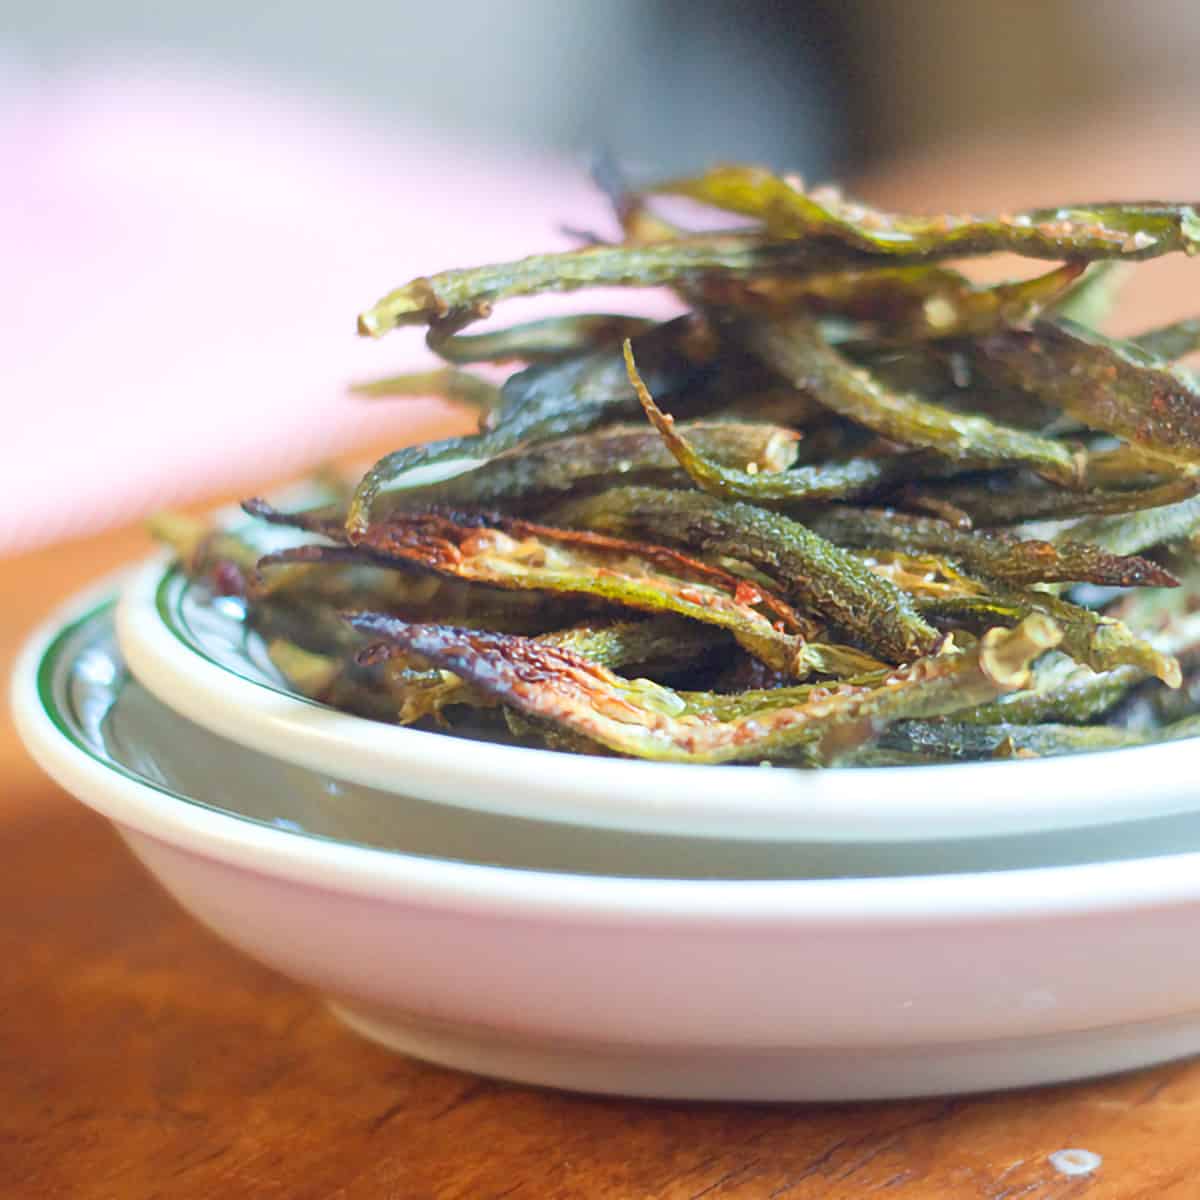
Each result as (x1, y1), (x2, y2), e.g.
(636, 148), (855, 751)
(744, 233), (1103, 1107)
(153, 561), (327, 711)
(33, 598), (365, 851)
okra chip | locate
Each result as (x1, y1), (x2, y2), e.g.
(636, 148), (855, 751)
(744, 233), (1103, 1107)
(363, 615), (727, 725)
(648, 165), (1200, 261)
(552, 485), (941, 663)
(345, 612), (1059, 764)
(702, 262), (1085, 342)
(625, 339), (932, 504)
(426, 313), (657, 364)
(921, 591), (1181, 687)
(802, 506), (1177, 588)
(744, 315), (1083, 485)
(974, 318), (1200, 466)
(1066, 494), (1200, 557)
(376, 420), (799, 512)
(956, 663), (1145, 727)
(345, 316), (721, 535)
(1130, 316), (1200, 363)
(876, 719), (1145, 762)
(900, 472), (1200, 527)
(356, 234), (866, 338)
(246, 501), (816, 676)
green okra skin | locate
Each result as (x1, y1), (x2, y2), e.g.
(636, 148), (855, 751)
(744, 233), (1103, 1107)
(349, 367), (501, 416)
(343, 611), (1059, 764)
(250, 591), (373, 657)
(919, 589), (1181, 687)
(647, 165), (1200, 260)
(973, 318), (1200, 465)
(875, 262), (1085, 341)
(345, 316), (723, 536)
(879, 707), (1200, 762)
(1065, 494), (1200, 557)
(552, 485), (942, 663)
(852, 344), (1062, 433)
(366, 615), (729, 725)
(899, 472), (1200, 527)
(624, 339), (936, 504)
(1158, 713), (1200, 742)
(743, 314), (1083, 484)
(264, 637), (412, 723)
(1129, 316), (1200, 362)
(953, 663), (1146, 726)
(700, 262), (1085, 342)
(800, 506), (1177, 588)
(357, 185), (1200, 340)
(344, 431), (512, 537)
(501, 708), (611, 755)
(678, 667), (894, 722)
(1047, 261), (1130, 330)
(536, 616), (726, 671)
(355, 234), (879, 338)
(875, 719), (1146, 762)
(492, 314), (720, 425)
(426, 313), (657, 363)
(248, 501), (815, 676)
(1081, 443), (1188, 489)
(375, 420), (800, 513)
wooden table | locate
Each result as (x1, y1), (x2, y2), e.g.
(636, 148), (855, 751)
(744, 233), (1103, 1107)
(3, 503), (1199, 1199)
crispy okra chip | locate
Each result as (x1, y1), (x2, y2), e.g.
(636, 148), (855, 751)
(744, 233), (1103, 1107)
(345, 612), (1059, 764)
(743, 315), (1083, 484)
(974, 319), (1200, 466)
(552, 485), (942, 663)
(647, 165), (1200, 261)
(801, 506), (1177, 588)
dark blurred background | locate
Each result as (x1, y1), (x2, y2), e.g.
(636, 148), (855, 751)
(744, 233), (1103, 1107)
(5, 0), (1200, 555)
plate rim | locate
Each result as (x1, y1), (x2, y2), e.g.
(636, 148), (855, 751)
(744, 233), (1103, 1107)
(113, 548), (1200, 843)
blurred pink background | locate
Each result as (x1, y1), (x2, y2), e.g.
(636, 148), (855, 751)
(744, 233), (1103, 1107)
(1, 60), (621, 555)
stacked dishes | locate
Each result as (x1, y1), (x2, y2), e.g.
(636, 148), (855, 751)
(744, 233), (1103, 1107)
(11, 561), (1200, 1102)
(16, 166), (1200, 1099)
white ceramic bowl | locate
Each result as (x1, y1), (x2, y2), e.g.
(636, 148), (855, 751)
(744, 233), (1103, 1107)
(44, 591), (1200, 877)
(19, 581), (1200, 1100)
(118, 549), (1200, 843)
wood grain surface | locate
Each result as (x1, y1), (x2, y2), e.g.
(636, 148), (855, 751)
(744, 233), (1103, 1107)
(4, 447), (1200, 1200)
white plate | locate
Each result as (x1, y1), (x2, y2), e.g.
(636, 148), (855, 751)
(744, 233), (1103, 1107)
(19, 580), (1200, 1100)
(118, 549), (1200, 843)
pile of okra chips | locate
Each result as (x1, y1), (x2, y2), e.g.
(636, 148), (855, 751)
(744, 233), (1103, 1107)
(158, 165), (1200, 766)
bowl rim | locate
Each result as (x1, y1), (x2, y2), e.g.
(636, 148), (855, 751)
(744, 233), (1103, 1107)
(113, 549), (1200, 843)
(16, 575), (1200, 922)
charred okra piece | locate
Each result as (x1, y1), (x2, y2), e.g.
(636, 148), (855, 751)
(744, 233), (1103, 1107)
(346, 611), (1059, 764)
